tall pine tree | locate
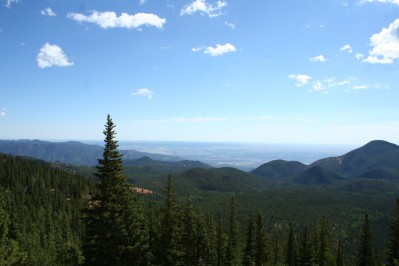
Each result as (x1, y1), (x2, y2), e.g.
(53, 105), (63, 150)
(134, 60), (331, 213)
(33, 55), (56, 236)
(356, 214), (378, 266)
(387, 198), (399, 266)
(82, 114), (149, 265)
(226, 197), (241, 266)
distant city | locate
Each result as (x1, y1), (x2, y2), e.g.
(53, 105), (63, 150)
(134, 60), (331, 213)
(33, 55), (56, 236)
(85, 141), (356, 171)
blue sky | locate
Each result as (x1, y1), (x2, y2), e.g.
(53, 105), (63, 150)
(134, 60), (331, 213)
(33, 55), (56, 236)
(1, 0), (399, 144)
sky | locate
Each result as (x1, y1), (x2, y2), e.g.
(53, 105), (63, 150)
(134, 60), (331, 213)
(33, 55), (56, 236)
(1, 0), (399, 145)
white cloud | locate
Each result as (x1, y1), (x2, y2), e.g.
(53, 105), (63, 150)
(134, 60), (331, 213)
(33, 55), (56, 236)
(363, 18), (399, 64)
(193, 43), (236, 56)
(312, 81), (326, 91)
(0, 107), (5, 117)
(288, 74), (312, 87)
(353, 85), (368, 90)
(36, 43), (74, 69)
(41, 7), (56, 16)
(360, 0), (399, 6)
(310, 77), (353, 92)
(67, 11), (166, 29)
(140, 0), (147, 4)
(225, 21), (236, 30)
(5, 0), (18, 8)
(309, 55), (327, 62)
(131, 88), (154, 99)
(340, 44), (352, 53)
(355, 53), (364, 60)
(180, 0), (227, 18)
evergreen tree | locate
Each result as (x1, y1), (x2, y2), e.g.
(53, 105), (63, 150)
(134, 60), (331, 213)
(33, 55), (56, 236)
(336, 240), (343, 266)
(317, 216), (333, 266)
(217, 218), (227, 266)
(226, 197), (241, 266)
(0, 190), (27, 265)
(254, 212), (268, 266)
(355, 214), (378, 266)
(298, 226), (313, 266)
(82, 114), (149, 265)
(387, 198), (399, 266)
(156, 175), (182, 266)
(243, 212), (255, 266)
(181, 195), (197, 265)
(285, 222), (297, 266)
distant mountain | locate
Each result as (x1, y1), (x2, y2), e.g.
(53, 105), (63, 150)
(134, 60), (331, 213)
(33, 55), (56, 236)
(123, 156), (213, 176)
(0, 139), (182, 166)
(310, 140), (399, 179)
(177, 167), (271, 192)
(250, 159), (307, 181)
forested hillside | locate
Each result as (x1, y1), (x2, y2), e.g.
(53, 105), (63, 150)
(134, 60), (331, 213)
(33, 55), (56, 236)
(0, 153), (96, 265)
(2, 117), (399, 265)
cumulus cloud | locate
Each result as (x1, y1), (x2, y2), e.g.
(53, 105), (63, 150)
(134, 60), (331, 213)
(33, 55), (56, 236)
(5, 0), (18, 8)
(360, 0), (399, 6)
(67, 11), (166, 29)
(363, 18), (399, 64)
(193, 43), (236, 56)
(180, 0), (227, 18)
(288, 74), (312, 87)
(340, 44), (352, 53)
(37, 43), (74, 68)
(0, 107), (5, 117)
(131, 88), (154, 99)
(41, 7), (56, 16)
(309, 55), (327, 62)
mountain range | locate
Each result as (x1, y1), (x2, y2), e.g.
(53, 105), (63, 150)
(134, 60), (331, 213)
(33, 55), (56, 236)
(251, 140), (399, 187)
(0, 139), (182, 166)
(1, 139), (399, 192)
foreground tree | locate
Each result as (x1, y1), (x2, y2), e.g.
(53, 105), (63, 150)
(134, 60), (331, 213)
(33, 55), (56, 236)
(155, 175), (183, 266)
(356, 214), (378, 266)
(387, 198), (399, 266)
(0, 190), (27, 265)
(82, 115), (149, 265)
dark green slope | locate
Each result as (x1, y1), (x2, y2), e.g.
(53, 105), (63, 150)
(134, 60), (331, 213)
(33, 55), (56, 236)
(311, 140), (399, 179)
(290, 165), (344, 185)
(250, 159), (307, 181)
(123, 156), (213, 180)
(176, 167), (271, 192)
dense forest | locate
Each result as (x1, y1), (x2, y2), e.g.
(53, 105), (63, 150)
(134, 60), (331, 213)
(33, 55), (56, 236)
(1, 115), (399, 265)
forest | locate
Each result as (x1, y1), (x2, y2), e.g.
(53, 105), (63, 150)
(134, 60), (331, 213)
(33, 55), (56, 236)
(1, 115), (399, 266)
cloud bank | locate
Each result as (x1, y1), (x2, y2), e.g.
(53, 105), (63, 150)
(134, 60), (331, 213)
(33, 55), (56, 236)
(37, 43), (74, 68)
(67, 11), (166, 29)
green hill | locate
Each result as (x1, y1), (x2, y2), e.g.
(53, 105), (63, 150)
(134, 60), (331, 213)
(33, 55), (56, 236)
(251, 159), (307, 181)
